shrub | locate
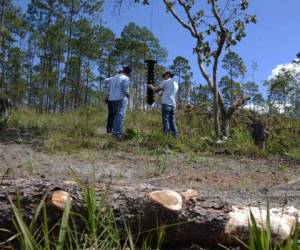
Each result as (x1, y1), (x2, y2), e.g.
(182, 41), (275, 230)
(3, 108), (299, 160)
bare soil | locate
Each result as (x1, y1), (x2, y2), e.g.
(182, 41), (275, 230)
(1, 128), (300, 208)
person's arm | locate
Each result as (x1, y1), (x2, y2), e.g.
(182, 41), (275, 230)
(103, 77), (113, 83)
(148, 82), (164, 93)
(103, 77), (114, 93)
(103, 77), (113, 102)
(121, 78), (130, 98)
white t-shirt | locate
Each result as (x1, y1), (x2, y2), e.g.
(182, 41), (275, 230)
(159, 78), (179, 107)
(105, 74), (130, 101)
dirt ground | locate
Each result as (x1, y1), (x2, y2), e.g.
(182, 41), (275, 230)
(1, 128), (300, 208)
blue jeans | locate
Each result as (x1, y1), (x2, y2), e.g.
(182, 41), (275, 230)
(106, 99), (127, 139)
(162, 104), (178, 137)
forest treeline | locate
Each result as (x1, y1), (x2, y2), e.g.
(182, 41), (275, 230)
(0, 0), (299, 117)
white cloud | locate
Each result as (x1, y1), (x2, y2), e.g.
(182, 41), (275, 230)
(268, 62), (300, 80)
(244, 103), (268, 114)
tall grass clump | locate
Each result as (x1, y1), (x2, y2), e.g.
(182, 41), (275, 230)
(222, 127), (262, 157)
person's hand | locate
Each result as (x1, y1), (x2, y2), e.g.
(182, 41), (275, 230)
(148, 84), (155, 90)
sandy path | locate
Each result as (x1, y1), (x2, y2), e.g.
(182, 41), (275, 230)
(1, 131), (300, 208)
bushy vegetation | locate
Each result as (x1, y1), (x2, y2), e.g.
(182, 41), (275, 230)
(2, 108), (299, 160)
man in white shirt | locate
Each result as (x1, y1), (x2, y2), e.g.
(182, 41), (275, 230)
(148, 70), (179, 138)
(105, 66), (132, 140)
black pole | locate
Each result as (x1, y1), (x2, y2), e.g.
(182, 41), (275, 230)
(145, 59), (157, 105)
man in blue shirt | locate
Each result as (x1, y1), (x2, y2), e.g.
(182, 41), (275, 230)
(105, 66), (132, 140)
(148, 70), (179, 138)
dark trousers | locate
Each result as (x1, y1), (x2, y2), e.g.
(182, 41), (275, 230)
(106, 100), (127, 138)
(162, 104), (178, 137)
(106, 100), (118, 134)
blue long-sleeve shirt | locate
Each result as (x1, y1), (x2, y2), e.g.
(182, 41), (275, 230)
(105, 74), (130, 101)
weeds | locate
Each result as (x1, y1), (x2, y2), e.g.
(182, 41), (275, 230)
(153, 150), (168, 176)
(3, 108), (300, 159)
(244, 205), (299, 250)
(142, 150), (169, 177)
(220, 204), (299, 250)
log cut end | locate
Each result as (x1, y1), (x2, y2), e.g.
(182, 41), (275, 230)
(50, 190), (71, 210)
(149, 190), (182, 211)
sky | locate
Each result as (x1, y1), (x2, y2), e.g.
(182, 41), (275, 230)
(16, 0), (300, 96)
(102, 0), (300, 95)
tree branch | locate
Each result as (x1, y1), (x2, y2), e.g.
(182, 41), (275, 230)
(197, 54), (213, 89)
(162, 0), (198, 38)
(211, 0), (226, 33)
(227, 96), (251, 118)
(178, 0), (198, 39)
(210, 0), (226, 90)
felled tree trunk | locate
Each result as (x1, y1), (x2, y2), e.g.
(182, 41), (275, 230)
(0, 178), (299, 247)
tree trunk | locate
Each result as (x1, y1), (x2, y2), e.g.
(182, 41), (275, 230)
(84, 60), (89, 107)
(0, 0), (5, 50)
(220, 111), (230, 138)
(219, 96), (251, 138)
(1, 178), (298, 248)
(74, 56), (82, 110)
(213, 85), (221, 140)
(61, 0), (75, 113)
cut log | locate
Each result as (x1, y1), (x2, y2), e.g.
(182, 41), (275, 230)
(0, 178), (299, 247)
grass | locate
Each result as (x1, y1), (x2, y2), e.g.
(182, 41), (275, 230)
(220, 203), (299, 250)
(1, 107), (299, 160)
(245, 206), (299, 250)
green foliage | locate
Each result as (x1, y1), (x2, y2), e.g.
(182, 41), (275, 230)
(265, 67), (299, 116)
(222, 127), (262, 157)
(222, 51), (247, 79)
(265, 117), (300, 158)
(219, 51), (246, 106)
(1, 0), (168, 113)
(170, 56), (193, 103)
(220, 204), (299, 250)
(123, 127), (141, 140)
(3, 108), (300, 160)
(241, 205), (299, 250)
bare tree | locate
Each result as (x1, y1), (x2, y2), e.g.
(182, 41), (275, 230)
(164, 0), (256, 139)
